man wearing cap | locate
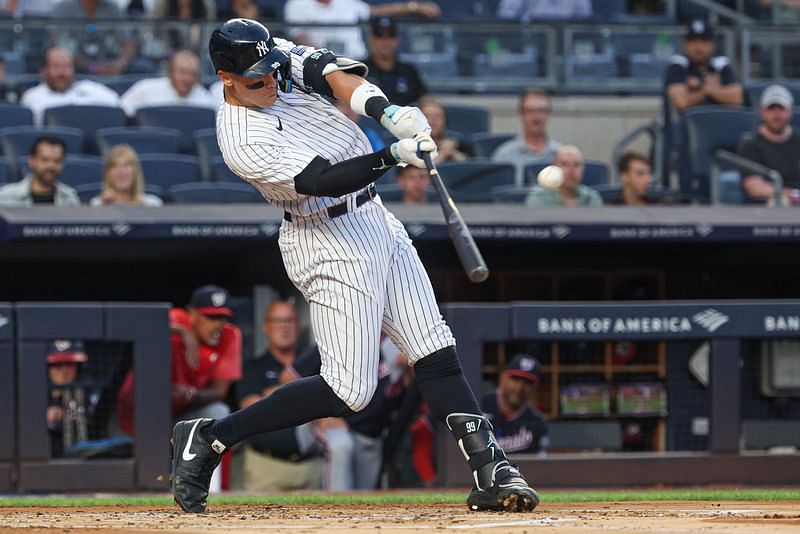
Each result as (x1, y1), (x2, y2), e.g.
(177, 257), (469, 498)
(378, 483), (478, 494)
(481, 354), (548, 455)
(738, 84), (800, 204)
(664, 19), (743, 113)
(47, 340), (92, 457)
(362, 17), (427, 106)
(169, 285), (243, 422)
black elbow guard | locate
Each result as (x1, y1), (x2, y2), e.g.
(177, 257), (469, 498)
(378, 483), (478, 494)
(294, 156), (332, 196)
(303, 49), (338, 97)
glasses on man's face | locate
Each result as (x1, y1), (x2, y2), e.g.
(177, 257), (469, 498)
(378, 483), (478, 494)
(521, 107), (550, 115)
(267, 317), (297, 325)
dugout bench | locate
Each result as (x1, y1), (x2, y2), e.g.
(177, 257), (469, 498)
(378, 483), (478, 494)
(441, 300), (800, 488)
(10, 302), (170, 492)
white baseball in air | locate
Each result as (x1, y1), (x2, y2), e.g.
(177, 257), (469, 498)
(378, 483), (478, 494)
(537, 165), (563, 189)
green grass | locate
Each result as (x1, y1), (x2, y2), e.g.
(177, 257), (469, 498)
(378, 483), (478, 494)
(0, 488), (798, 508)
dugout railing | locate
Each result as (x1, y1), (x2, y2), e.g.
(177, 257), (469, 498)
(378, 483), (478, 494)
(440, 300), (800, 488)
(8, 302), (170, 493)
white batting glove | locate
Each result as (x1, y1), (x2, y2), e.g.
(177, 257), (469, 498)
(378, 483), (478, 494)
(390, 134), (438, 168)
(381, 105), (431, 139)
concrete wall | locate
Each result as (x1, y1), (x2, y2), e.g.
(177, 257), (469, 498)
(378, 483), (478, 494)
(440, 95), (662, 166)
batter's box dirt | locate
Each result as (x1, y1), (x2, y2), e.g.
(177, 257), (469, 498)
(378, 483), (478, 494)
(0, 501), (798, 533)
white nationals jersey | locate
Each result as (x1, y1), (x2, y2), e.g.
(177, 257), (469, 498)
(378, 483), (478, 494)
(216, 38), (374, 217)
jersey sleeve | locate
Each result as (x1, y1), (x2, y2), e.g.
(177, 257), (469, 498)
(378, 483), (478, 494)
(275, 37), (325, 92)
(664, 63), (687, 87)
(719, 63), (737, 85)
(212, 325), (243, 382)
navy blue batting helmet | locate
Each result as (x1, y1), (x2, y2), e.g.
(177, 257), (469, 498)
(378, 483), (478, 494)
(209, 18), (292, 93)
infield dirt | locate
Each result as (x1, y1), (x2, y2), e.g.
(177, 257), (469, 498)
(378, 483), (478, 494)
(0, 501), (799, 533)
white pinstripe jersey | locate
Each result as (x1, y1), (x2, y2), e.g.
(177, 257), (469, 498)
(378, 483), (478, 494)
(216, 38), (374, 217)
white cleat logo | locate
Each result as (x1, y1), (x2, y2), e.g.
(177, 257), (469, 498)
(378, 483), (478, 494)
(182, 419), (202, 461)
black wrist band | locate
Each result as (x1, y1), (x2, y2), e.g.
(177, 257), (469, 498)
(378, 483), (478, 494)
(365, 96), (391, 122)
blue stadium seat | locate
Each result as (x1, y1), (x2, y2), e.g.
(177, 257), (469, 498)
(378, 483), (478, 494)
(442, 105), (490, 137)
(0, 102), (34, 129)
(16, 154), (103, 187)
(74, 183), (104, 204)
(745, 81), (800, 108)
(134, 106), (216, 153)
(210, 156), (241, 183)
(523, 161), (609, 187)
(169, 181), (264, 203)
(0, 156), (11, 184)
(195, 128), (221, 180)
(569, 54), (618, 80)
(470, 133), (515, 158)
(0, 125), (84, 176)
(591, 0), (627, 22)
(138, 154), (201, 189)
(103, 75), (151, 96)
(682, 106), (759, 202)
(44, 105), (129, 154)
(437, 160), (515, 203)
(473, 48), (539, 80)
(95, 126), (182, 156)
(490, 184), (531, 204)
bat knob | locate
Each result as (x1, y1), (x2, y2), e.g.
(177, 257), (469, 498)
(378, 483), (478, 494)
(469, 266), (489, 284)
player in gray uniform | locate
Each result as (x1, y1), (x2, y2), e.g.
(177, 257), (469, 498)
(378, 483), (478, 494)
(170, 18), (538, 514)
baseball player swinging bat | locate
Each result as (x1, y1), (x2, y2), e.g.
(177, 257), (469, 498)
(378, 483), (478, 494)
(422, 152), (489, 284)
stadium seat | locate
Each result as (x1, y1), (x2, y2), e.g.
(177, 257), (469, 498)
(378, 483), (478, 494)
(442, 105), (490, 137)
(523, 161), (609, 187)
(470, 133), (515, 158)
(0, 125), (84, 176)
(437, 160), (515, 202)
(134, 106), (216, 153)
(74, 183), (104, 204)
(169, 181), (264, 203)
(103, 75), (151, 96)
(490, 184), (531, 204)
(210, 156), (241, 183)
(473, 48), (540, 80)
(44, 105), (129, 154)
(0, 102), (34, 129)
(591, 0), (627, 22)
(0, 156), (11, 184)
(138, 154), (201, 189)
(682, 106), (759, 202)
(95, 126), (182, 156)
(194, 128), (222, 179)
(745, 81), (800, 108)
(569, 54), (618, 81)
(16, 154), (103, 187)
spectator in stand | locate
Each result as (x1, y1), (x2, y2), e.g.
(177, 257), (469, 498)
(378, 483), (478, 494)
(230, 0), (258, 18)
(235, 300), (326, 491)
(496, 0), (591, 22)
(493, 89), (562, 184)
(738, 84), (800, 205)
(612, 151), (660, 206)
(418, 95), (471, 163)
(362, 16), (426, 106)
(20, 47), (120, 124)
(525, 145), (603, 207)
(90, 144), (163, 206)
(149, 0), (215, 19)
(1, 0), (60, 16)
(0, 136), (80, 206)
(284, 0), (440, 61)
(481, 353), (548, 455)
(333, 97), (385, 150)
(664, 19), (743, 113)
(396, 164), (431, 204)
(120, 50), (216, 116)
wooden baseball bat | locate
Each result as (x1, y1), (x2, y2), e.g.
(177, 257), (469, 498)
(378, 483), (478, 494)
(422, 153), (489, 284)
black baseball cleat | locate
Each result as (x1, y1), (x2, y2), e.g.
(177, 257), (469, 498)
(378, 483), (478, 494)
(466, 460), (540, 512)
(170, 418), (223, 513)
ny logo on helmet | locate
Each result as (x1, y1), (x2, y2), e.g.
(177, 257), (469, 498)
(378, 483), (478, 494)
(255, 41), (269, 57)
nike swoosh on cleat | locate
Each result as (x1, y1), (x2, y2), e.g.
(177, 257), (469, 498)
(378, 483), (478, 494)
(182, 419), (202, 461)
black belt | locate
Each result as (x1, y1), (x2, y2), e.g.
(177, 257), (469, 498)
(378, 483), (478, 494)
(284, 184), (376, 222)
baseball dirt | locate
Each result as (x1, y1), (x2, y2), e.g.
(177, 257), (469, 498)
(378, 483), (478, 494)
(1, 501), (798, 533)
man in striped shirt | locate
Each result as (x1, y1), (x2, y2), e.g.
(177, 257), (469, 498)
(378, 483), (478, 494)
(170, 18), (539, 515)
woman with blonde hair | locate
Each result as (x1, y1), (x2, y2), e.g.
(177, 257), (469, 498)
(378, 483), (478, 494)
(91, 144), (163, 207)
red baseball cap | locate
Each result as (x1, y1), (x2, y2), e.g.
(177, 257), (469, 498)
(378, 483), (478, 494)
(47, 339), (88, 364)
(503, 353), (541, 383)
(189, 285), (234, 317)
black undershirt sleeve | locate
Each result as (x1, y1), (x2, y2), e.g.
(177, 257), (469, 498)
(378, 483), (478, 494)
(294, 147), (397, 197)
